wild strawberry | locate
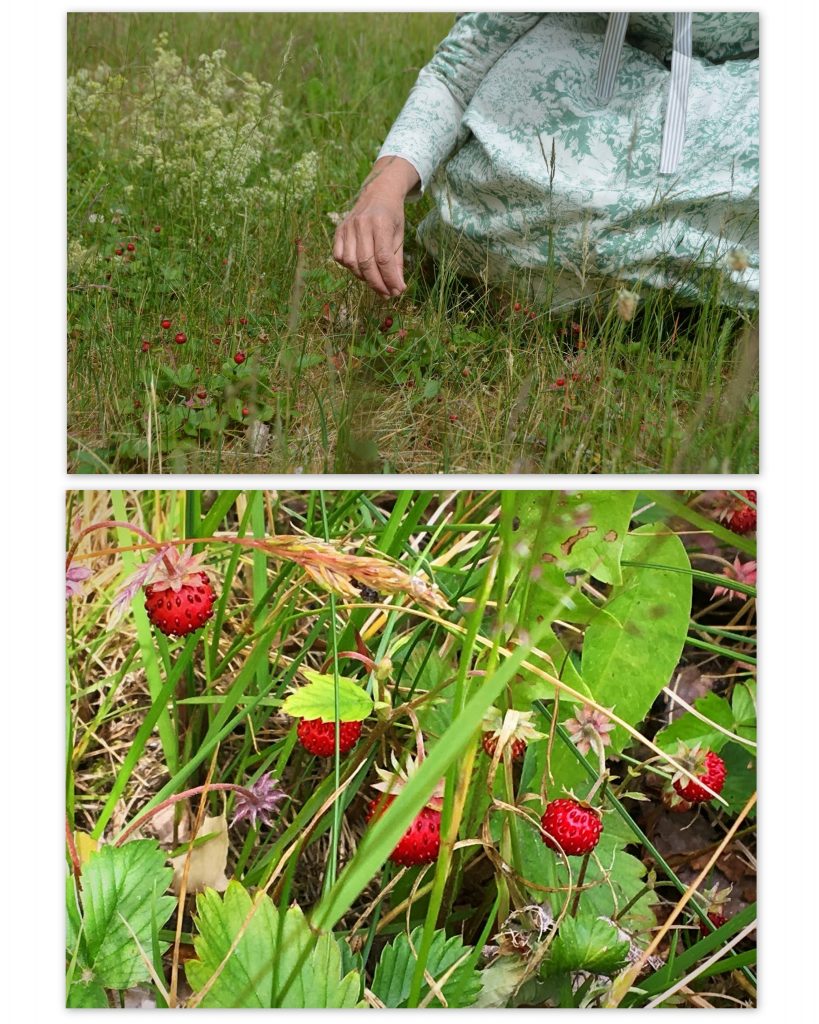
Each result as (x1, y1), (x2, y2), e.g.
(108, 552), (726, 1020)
(142, 546), (216, 638)
(242, 406), (250, 416)
(126, 242), (136, 252)
(661, 781), (693, 814)
(513, 301), (522, 312)
(196, 389), (207, 400)
(161, 318), (172, 329)
(713, 490), (756, 535)
(141, 341), (150, 353)
(449, 414), (458, 422)
(212, 337), (221, 345)
(297, 718), (362, 757)
(379, 316), (393, 333)
(672, 748), (726, 804)
(555, 378), (566, 387)
(481, 707), (541, 763)
(541, 798), (602, 857)
(699, 911), (728, 936)
(153, 224), (161, 233)
(175, 332), (187, 345)
(367, 795), (441, 867)
(115, 247), (123, 256)
(368, 753), (444, 866)
(386, 345), (395, 354)
(239, 316), (248, 326)
(234, 351), (246, 365)
(482, 733), (526, 761)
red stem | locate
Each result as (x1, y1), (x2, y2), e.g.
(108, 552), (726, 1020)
(66, 519), (161, 570)
(65, 816), (82, 880)
(114, 783), (254, 846)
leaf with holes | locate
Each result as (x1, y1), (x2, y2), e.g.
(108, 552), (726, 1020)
(186, 881), (364, 1007)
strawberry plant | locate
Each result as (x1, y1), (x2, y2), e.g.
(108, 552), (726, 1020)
(66, 489), (757, 1007)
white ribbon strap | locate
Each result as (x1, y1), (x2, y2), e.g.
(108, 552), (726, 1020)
(658, 12), (693, 174)
(597, 12), (693, 175)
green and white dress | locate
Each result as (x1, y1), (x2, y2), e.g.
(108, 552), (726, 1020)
(378, 12), (759, 307)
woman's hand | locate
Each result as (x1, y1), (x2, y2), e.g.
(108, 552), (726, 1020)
(333, 156), (420, 298)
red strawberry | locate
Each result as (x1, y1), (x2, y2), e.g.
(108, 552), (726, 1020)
(239, 316), (248, 326)
(699, 911), (728, 936)
(513, 301), (522, 312)
(541, 798), (602, 857)
(297, 718), (362, 757)
(126, 242), (136, 252)
(212, 336), (221, 345)
(234, 351), (246, 365)
(197, 389), (207, 400)
(555, 378), (566, 387)
(727, 490), (756, 534)
(367, 794), (441, 866)
(241, 406), (250, 416)
(141, 341), (151, 353)
(115, 247), (123, 256)
(379, 316), (393, 333)
(161, 319), (172, 329)
(144, 570), (215, 637)
(482, 732), (526, 761)
(153, 225), (162, 233)
(672, 749), (726, 804)
(175, 332), (187, 345)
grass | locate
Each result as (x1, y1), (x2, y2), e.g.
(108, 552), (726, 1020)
(67, 13), (759, 474)
(66, 489), (757, 1008)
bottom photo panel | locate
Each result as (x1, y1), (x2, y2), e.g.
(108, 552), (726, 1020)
(65, 489), (757, 1009)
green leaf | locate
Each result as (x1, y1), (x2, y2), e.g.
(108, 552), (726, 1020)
(280, 670), (374, 722)
(186, 882), (364, 1008)
(67, 979), (109, 1008)
(372, 927), (482, 1008)
(512, 491), (636, 586)
(78, 840), (176, 990)
(580, 525), (692, 751)
(654, 692), (735, 755)
(474, 956), (529, 1007)
(549, 916), (630, 976)
(718, 742), (757, 817)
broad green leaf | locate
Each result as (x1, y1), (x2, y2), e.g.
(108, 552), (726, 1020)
(653, 692), (735, 755)
(281, 670), (373, 722)
(186, 882), (363, 1008)
(718, 742), (757, 817)
(474, 956), (528, 1007)
(372, 927), (481, 1008)
(67, 979), (109, 1008)
(731, 681), (757, 740)
(549, 916), (630, 976)
(580, 525), (692, 751)
(78, 840), (176, 990)
(511, 491), (636, 586)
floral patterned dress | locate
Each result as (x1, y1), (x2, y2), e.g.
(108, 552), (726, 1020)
(378, 12), (759, 307)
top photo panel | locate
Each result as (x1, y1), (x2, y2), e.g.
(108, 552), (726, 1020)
(67, 12), (758, 475)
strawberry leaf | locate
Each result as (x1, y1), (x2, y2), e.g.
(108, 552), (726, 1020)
(549, 915), (630, 976)
(186, 881), (364, 1007)
(372, 926), (481, 1008)
(281, 670), (373, 722)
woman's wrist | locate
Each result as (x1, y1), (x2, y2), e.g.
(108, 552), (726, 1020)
(360, 155), (420, 202)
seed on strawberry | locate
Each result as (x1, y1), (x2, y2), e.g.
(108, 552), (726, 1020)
(297, 718), (362, 757)
(672, 750), (726, 804)
(126, 242), (136, 252)
(141, 341), (151, 353)
(699, 911), (728, 936)
(234, 351), (246, 365)
(541, 798), (602, 857)
(144, 571), (215, 637)
(482, 732), (526, 761)
(367, 794), (441, 866)
(175, 332), (187, 345)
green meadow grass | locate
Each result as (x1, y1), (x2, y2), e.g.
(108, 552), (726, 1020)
(67, 13), (758, 474)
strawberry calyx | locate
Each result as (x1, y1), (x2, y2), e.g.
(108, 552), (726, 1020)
(481, 707), (543, 762)
(371, 752), (445, 812)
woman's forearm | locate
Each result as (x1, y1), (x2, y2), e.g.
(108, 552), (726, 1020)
(360, 155), (420, 201)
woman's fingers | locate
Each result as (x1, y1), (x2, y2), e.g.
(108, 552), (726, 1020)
(353, 217), (393, 297)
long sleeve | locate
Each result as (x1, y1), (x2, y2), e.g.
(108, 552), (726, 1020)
(378, 12), (543, 195)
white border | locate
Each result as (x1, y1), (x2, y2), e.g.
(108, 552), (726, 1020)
(4, 2), (819, 1018)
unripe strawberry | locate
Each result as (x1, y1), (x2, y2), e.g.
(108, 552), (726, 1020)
(144, 570), (215, 637)
(297, 718), (362, 758)
(541, 798), (602, 857)
(175, 332), (187, 345)
(672, 749), (726, 804)
(482, 732), (526, 761)
(367, 794), (441, 866)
